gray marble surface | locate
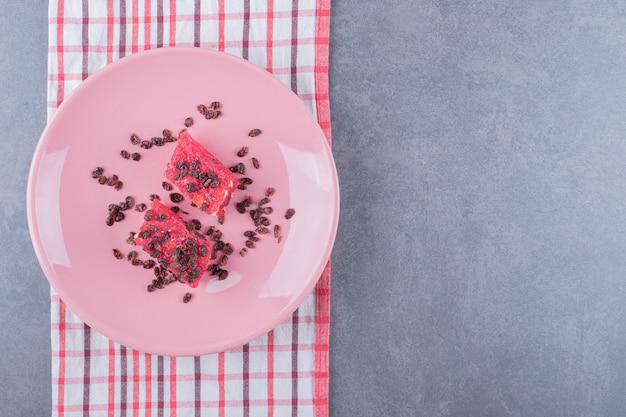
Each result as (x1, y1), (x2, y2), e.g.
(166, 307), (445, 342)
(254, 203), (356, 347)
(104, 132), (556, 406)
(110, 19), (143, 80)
(4, 1), (626, 416)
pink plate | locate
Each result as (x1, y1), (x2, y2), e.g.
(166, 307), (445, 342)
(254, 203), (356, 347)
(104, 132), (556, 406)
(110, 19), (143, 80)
(27, 48), (339, 356)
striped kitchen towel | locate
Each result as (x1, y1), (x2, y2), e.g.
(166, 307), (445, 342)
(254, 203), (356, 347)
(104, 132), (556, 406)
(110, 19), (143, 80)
(47, 1), (331, 416)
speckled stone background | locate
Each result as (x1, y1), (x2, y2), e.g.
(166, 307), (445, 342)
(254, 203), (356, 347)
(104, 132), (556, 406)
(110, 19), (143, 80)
(4, 1), (626, 416)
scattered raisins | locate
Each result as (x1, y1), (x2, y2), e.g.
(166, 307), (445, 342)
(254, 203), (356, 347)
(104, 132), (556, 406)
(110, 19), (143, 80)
(126, 232), (137, 245)
(140, 140), (152, 149)
(252, 158), (260, 169)
(130, 133), (140, 145)
(107, 174), (119, 186)
(120, 150), (130, 159)
(91, 167), (104, 178)
(265, 187), (276, 197)
(236, 203), (247, 214)
(184, 117), (194, 127)
(248, 128), (262, 137)
(190, 219), (202, 231)
(135, 203), (147, 212)
(183, 292), (192, 303)
(237, 147), (249, 157)
(162, 181), (173, 191)
(131, 152), (141, 161)
(170, 193), (184, 203)
(114, 181), (123, 191)
(149, 194), (160, 201)
(113, 249), (123, 259)
(239, 248), (248, 257)
(285, 208), (296, 219)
